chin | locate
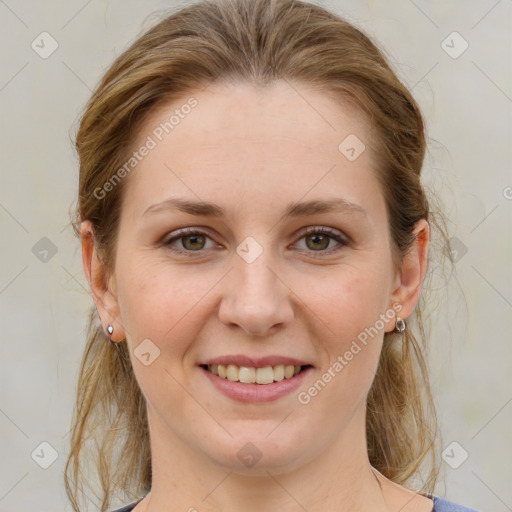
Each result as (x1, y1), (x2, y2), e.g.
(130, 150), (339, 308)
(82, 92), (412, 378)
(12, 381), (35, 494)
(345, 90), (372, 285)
(203, 432), (312, 476)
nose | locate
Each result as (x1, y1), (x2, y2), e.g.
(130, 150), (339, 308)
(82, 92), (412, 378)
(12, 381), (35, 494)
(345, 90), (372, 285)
(218, 251), (294, 337)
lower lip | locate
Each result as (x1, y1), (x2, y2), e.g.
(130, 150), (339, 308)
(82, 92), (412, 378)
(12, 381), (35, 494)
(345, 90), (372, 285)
(200, 366), (313, 403)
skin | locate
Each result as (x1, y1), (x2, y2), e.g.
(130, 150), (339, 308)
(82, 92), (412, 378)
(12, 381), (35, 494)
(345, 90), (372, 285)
(81, 80), (432, 512)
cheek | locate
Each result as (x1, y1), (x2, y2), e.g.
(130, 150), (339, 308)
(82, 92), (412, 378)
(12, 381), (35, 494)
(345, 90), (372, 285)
(299, 260), (392, 338)
(116, 258), (217, 409)
(117, 256), (218, 353)
(296, 263), (390, 397)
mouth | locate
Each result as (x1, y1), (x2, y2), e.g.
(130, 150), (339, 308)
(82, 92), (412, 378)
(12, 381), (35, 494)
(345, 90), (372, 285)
(199, 363), (313, 385)
(197, 355), (315, 402)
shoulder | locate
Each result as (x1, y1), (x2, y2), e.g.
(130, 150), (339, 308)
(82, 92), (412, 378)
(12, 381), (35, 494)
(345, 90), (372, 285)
(432, 495), (480, 512)
(109, 499), (141, 512)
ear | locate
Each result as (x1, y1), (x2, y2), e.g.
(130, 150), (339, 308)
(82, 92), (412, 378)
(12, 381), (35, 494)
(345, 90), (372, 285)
(385, 219), (429, 332)
(80, 220), (125, 342)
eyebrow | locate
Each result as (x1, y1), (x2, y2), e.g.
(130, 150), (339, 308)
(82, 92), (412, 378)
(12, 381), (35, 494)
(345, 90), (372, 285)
(142, 197), (367, 220)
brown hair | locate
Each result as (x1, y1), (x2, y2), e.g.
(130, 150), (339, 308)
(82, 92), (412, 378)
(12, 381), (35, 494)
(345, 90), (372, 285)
(66, 0), (448, 510)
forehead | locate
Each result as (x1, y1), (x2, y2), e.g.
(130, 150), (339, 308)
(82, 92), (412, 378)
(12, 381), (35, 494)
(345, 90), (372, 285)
(135, 79), (373, 152)
(123, 80), (381, 219)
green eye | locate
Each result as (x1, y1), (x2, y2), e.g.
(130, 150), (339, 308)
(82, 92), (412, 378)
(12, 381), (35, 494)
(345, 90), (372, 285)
(162, 226), (348, 257)
(295, 227), (347, 255)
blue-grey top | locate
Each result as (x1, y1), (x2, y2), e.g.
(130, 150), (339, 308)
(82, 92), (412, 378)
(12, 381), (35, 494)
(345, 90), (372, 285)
(109, 495), (480, 512)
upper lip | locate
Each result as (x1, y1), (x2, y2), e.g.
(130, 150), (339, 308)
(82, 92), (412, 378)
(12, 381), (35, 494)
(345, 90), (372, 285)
(200, 355), (313, 368)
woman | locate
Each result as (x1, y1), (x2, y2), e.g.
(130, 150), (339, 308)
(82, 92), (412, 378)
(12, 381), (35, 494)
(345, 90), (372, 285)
(65, 0), (479, 511)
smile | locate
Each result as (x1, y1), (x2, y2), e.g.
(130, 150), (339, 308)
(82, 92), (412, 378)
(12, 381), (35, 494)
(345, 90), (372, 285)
(201, 363), (310, 384)
(199, 363), (313, 403)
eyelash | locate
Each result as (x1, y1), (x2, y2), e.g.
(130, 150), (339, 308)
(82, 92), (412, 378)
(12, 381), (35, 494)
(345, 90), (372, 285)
(161, 226), (349, 258)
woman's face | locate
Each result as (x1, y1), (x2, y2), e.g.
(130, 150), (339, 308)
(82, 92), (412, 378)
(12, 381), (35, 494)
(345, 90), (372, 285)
(89, 80), (425, 474)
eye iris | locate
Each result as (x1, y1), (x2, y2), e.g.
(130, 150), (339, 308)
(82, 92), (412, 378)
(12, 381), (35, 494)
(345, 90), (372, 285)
(174, 231), (336, 252)
(306, 233), (329, 250)
(182, 234), (205, 250)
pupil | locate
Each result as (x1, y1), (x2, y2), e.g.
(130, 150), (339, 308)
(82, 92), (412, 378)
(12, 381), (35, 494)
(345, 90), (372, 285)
(184, 235), (204, 250)
(308, 234), (328, 250)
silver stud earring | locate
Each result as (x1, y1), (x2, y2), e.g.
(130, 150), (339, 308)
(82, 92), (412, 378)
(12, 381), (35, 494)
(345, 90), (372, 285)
(394, 317), (406, 334)
(107, 324), (114, 336)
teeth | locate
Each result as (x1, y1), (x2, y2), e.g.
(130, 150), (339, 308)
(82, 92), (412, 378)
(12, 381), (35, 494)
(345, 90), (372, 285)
(256, 366), (274, 384)
(226, 364), (239, 381)
(239, 366), (256, 383)
(273, 364), (285, 381)
(206, 363), (304, 384)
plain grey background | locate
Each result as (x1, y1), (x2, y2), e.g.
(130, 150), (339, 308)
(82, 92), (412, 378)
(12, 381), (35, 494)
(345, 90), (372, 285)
(0, 1), (510, 511)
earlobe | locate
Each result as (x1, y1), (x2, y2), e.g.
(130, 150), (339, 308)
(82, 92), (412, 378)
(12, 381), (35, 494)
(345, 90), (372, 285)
(387, 219), (430, 329)
(80, 220), (125, 342)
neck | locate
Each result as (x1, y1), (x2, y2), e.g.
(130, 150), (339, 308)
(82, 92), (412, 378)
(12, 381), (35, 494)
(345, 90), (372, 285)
(138, 406), (390, 512)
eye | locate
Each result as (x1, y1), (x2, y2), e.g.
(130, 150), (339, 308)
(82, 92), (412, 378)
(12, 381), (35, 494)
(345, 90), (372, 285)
(162, 228), (217, 255)
(162, 226), (348, 257)
(294, 226), (348, 255)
